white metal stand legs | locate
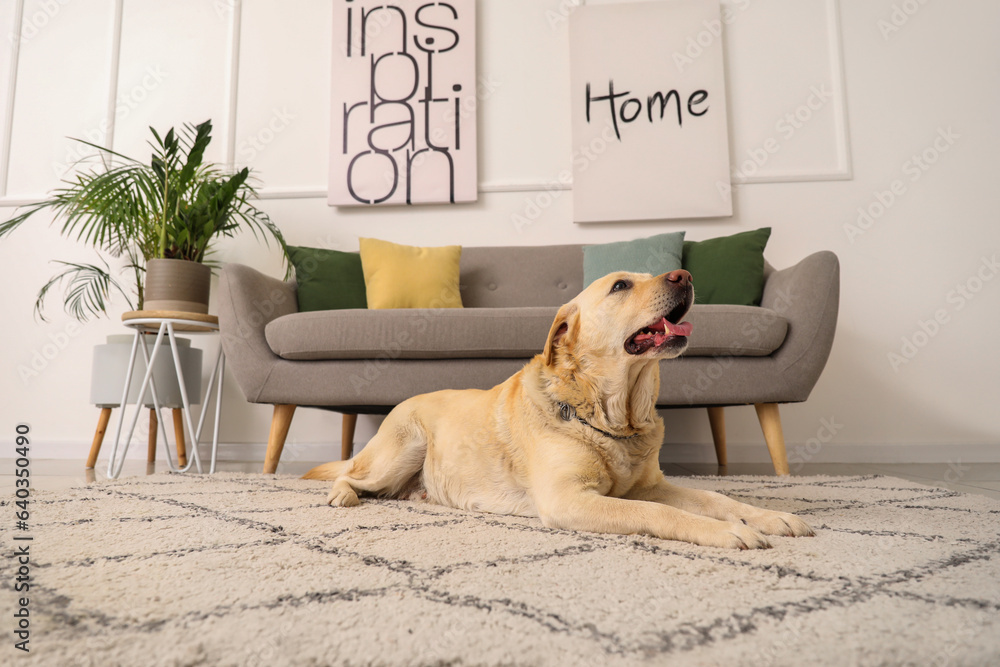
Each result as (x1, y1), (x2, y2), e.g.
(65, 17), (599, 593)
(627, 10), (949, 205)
(105, 313), (224, 479)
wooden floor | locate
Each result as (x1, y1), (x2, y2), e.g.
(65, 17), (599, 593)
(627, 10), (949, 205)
(3, 459), (1000, 501)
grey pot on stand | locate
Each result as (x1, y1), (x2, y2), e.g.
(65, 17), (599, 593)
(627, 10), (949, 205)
(144, 258), (212, 313)
(89, 258), (220, 474)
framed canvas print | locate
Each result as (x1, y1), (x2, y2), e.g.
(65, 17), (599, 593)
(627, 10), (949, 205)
(329, 0), (477, 206)
(569, 0), (733, 222)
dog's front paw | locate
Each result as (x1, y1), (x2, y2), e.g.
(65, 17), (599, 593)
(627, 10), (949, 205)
(741, 510), (814, 538)
(723, 521), (772, 550)
(695, 521), (771, 550)
(327, 481), (360, 507)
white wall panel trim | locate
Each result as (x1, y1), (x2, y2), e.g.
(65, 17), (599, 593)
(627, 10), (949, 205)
(102, 0), (125, 161)
(736, 0), (852, 184)
(479, 182), (573, 193)
(0, 196), (37, 208)
(4, 183), (571, 206)
(256, 187), (327, 200)
(0, 0), (25, 197)
(222, 0), (242, 168)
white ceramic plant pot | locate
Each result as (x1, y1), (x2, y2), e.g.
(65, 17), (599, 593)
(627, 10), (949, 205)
(90, 334), (203, 409)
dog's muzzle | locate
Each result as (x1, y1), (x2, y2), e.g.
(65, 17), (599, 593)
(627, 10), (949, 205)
(624, 271), (694, 355)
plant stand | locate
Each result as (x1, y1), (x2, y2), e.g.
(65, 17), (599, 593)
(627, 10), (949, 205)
(104, 311), (226, 479)
(86, 407), (189, 469)
(87, 332), (202, 470)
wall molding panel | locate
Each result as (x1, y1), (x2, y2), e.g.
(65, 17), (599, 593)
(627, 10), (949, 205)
(0, 0), (25, 198)
(222, 0), (242, 169)
(0, 0), (853, 207)
(100, 0), (125, 162)
(731, 0), (852, 185)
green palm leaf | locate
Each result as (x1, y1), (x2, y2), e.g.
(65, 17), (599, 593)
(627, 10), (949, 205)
(2, 117), (289, 321)
(34, 259), (134, 322)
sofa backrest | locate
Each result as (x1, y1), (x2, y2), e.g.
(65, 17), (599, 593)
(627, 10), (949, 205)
(460, 244), (585, 308)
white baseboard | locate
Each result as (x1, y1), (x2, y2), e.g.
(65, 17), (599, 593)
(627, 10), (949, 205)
(23, 439), (1000, 465)
(23, 440), (344, 467)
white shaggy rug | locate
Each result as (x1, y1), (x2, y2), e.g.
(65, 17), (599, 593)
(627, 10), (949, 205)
(4, 473), (1000, 667)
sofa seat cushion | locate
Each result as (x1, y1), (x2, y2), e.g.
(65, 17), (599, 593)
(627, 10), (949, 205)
(266, 307), (559, 360)
(685, 305), (788, 357)
(265, 305), (788, 361)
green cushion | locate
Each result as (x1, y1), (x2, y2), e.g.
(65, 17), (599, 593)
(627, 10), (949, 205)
(287, 246), (368, 311)
(682, 227), (772, 306)
(582, 232), (685, 287)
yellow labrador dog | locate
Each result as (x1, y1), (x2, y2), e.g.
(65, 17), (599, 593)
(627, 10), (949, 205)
(305, 270), (813, 549)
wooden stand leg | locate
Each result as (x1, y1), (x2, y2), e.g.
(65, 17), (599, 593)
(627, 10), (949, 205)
(264, 404), (297, 474)
(341, 413), (357, 461)
(148, 409), (158, 463)
(86, 408), (113, 469)
(754, 403), (790, 476)
(172, 408), (187, 467)
(706, 406), (727, 467)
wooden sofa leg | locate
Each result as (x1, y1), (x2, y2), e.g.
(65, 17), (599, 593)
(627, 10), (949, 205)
(706, 407), (727, 466)
(341, 413), (357, 461)
(264, 404), (297, 474)
(86, 407), (113, 469)
(754, 403), (790, 475)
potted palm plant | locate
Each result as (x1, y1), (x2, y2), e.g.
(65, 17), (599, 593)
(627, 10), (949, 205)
(0, 120), (289, 446)
(0, 118), (288, 319)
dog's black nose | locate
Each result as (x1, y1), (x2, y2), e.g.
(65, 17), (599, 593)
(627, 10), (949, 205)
(665, 270), (692, 287)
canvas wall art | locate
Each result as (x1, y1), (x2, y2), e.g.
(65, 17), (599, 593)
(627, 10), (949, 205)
(569, 0), (733, 222)
(329, 0), (477, 206)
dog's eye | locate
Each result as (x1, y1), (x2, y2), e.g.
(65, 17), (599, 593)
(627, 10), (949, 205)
(610, 279), (631, 294)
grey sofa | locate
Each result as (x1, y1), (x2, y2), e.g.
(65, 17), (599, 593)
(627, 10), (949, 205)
(218, 245), (839, 475)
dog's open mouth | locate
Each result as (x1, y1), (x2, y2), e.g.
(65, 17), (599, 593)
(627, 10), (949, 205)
(625, 310), (693, 355)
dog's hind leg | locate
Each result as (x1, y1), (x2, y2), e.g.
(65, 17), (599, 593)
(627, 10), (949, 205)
(305, 405), (430, 507)
(302, 459), (351, 481)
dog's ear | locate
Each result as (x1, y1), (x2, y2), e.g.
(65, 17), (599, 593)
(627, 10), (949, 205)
(543, 303), (579, 367)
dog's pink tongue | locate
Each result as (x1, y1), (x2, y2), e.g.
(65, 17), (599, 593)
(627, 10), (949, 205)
(646, 318), (693, 346)
(662, 318), (692, 337)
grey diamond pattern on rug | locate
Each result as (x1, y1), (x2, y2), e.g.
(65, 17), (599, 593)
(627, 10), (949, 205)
(4, 473), (1000, 666)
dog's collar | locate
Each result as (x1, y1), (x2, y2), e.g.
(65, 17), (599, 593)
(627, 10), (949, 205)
(557, 402), (637, 440)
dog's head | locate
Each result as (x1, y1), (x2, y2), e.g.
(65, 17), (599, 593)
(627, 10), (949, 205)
(537, 269), (693, 435)
(542, 270), (694, 368)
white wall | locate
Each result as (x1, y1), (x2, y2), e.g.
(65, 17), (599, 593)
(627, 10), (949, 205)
(1, 0), (998, 468)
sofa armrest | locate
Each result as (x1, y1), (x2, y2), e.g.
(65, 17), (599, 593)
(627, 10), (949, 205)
(760, 250), (840, 398)
(218, 263), (298, 403)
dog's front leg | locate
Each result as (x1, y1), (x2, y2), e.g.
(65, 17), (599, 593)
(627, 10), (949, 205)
(535, 490), (771, 550)
(627, 476), (814, 538)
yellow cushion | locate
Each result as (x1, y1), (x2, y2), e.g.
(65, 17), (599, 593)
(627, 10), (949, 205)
(358, 237), (463, 309)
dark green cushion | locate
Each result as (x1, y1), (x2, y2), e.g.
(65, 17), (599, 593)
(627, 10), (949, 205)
(582, 231), (685, 287)
(682, 228), (772, 306)
(287, 246), (367, 311)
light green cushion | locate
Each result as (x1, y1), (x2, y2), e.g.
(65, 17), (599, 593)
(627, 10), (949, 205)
(682, 227), (771, 306)
(582, 232), (685, 287)
(287, 246), (368, 312)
